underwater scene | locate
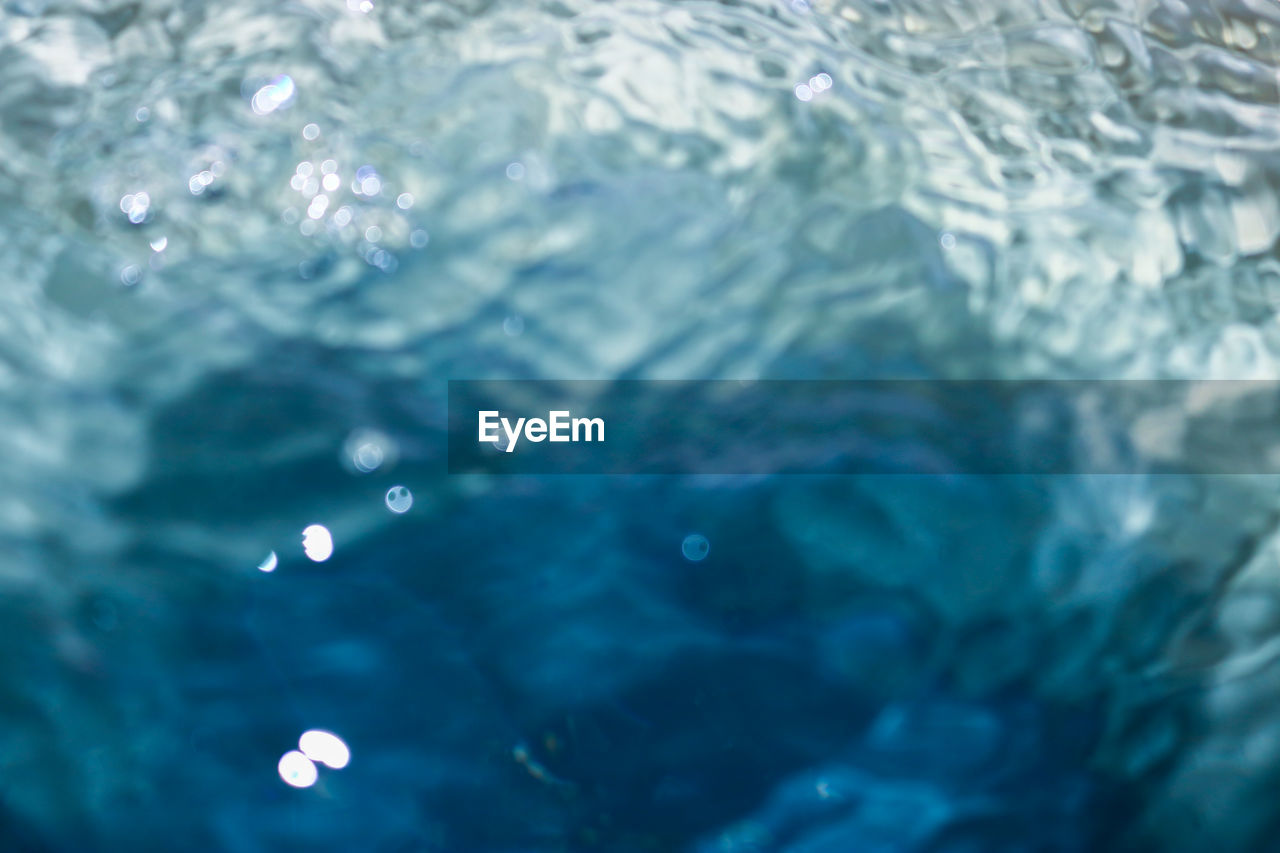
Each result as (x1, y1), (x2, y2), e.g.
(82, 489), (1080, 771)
(4, 0), (1280, 849)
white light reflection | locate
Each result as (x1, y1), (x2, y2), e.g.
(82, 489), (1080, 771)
(307, 195), (330, 219)
(796, 72), (832, 103)
(257, 551), (278, 573)
(301, 525), (333, 562)
(189, 171), (214, 195)
(251, 75), (296, 116)
(278, 750), (318, 788)
(119, 192), (150, 224)
(355, 165), (381, 196)
(299, 730), (350, 769)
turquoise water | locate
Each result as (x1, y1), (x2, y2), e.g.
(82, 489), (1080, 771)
(3, 0), (1280, 849)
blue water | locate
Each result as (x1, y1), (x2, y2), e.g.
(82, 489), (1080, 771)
(4, 0), (1280, 849)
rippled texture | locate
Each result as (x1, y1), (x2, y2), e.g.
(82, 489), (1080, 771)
(3, 0), (1280, 850)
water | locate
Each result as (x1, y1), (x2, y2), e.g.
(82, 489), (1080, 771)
(2, 0), (1280, 849)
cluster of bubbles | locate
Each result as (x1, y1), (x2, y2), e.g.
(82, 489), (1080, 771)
(278, 730), (351, 789)
(250, 428), (411, 798)
(118, 192), (150, 225)
(188, 162), (226, 196)
(119, 237), (168, 286)
(106, 57), (431, 298)
(794, 72), (833, 103)
(280, 127), (422, 272)
(254, 433), (411, 574)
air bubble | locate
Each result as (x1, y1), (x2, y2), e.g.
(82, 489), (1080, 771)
(385, 486), (413, 514)
(682, 534), (710, 562)
(344, 429), (396, 473)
